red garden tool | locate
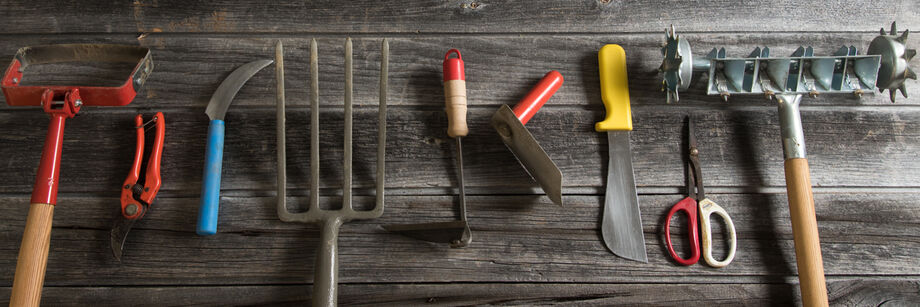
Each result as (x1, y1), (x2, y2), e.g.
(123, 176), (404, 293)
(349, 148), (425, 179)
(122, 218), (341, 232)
(111, 112), (165, 261)
(384, 49), (472, 248)
(664, 116), (736, 268)
(1, 44), (152, 306)
(490, 70), (564, 206)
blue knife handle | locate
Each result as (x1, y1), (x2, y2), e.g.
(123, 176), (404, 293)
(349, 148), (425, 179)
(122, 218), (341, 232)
(197, 119), (225, 236)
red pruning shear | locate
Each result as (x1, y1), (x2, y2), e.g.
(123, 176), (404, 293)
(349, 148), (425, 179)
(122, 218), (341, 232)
(111, 112), (164, 261)
(665, 116), (736, 268)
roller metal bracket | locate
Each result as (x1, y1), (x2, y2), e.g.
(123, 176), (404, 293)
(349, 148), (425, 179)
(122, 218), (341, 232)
(660, 23), (915, 102)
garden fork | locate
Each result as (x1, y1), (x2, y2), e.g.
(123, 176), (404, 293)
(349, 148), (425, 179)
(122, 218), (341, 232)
(275, 38), (388, 307)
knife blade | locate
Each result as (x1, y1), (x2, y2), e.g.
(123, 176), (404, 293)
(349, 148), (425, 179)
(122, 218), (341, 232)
(597, 44), (647, 263)
(197, 59), (273, 236)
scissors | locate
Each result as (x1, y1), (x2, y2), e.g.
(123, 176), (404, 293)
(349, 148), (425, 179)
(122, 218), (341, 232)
(664, 116), (737, 268)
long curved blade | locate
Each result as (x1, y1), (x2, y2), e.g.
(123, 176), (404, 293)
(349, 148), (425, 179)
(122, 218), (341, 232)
(206, 59), (273, 120)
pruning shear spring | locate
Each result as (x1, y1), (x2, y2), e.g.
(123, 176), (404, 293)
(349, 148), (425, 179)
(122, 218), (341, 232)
(664, 116), (737, 267)
(111, 112), (165, 261)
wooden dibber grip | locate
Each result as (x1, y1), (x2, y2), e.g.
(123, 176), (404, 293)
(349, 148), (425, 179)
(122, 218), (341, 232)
(784, 158), (828, 307)
(443, 49), (468, 138)
(10, 203), (54, 307)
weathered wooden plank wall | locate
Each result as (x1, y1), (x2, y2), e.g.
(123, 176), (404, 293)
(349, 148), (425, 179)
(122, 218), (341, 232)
(0, 1), (918, 306)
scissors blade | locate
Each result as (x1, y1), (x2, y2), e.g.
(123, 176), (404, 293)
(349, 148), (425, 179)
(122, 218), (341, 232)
(687, 116), (705, 200)
(688, 116), (697, 152)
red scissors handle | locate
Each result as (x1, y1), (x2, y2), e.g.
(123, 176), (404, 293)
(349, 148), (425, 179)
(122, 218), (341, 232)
(665, 196), (700, 265)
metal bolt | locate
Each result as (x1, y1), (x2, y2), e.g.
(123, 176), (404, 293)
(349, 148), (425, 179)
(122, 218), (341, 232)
(74, 99), (83, 107)
(11, 77), (18, 84)
(124, 185), (131, 189)
(763, 90), (775, 100)
(690, 147), (699, 156)
(125, 203), (139, 216)
(808, 90), (819, 98)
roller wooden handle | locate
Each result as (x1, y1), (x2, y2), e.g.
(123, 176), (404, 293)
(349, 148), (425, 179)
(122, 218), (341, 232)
(444, 79), (468, 138)
(784, 158), (829, 307)
(10, 203), (55, 307)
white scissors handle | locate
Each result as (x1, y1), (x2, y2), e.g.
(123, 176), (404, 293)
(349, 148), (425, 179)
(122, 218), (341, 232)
(698, 198), (737, 268)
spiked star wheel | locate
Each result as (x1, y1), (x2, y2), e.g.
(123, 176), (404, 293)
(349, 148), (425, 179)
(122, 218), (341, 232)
(868, 22), (917, 102)
(659, 25), (693, 103)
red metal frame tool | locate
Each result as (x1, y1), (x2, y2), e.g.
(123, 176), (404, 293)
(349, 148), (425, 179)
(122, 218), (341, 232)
(2, 44), (152, 306)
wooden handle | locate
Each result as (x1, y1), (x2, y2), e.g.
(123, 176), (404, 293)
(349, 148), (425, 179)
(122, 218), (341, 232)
(784, 158), (829, 307)
(11, 203), (55, 307)
(444, 79), (468, 138)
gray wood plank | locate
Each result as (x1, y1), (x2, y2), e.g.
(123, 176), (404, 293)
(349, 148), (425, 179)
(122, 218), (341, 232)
(1, 193), (917, 285)
(0, 280), (918, 306)
(0, 1), (917, 34)
(0, 106), (917, 194)
(0, 34), (916, 110)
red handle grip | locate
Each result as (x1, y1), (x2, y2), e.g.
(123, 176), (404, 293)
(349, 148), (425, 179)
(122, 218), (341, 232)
(443, 49), (465, 81)
(665, 196), (701, 266)
(512, 70), (563, 126)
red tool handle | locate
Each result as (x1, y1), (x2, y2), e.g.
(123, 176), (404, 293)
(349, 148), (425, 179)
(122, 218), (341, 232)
(141, 112), (164, 204)
(512, 70), (563, 126)
(665, 196), (700, 266)
(120, 112), (165, 219)
(443, 49), (465, 81)
(443, 49), (468, 138)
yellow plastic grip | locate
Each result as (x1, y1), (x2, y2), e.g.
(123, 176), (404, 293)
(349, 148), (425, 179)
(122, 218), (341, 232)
(596, 44), (632, 132)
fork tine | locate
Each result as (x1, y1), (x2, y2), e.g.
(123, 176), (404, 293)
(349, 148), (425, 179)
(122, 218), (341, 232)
(343, 38), (353, 211)
(310, 38), (321, 211)
(375, 39), (388, 213)
(276, 40), (287, 216)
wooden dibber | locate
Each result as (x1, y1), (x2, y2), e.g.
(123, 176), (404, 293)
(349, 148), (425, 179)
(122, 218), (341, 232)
(785, 158), (828, 307)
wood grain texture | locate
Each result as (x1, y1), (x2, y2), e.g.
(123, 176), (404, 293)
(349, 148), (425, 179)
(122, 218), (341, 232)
(0, 0), (917, 34)
(784, 159), (828, 307)
(0, 107), (917, 195)
(9, 203), (53, 307)
(1, 1), (919, 305)
(0, 193), (917, 286)
(0, 34), (917, 109)
(0, 279), (918, 306)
